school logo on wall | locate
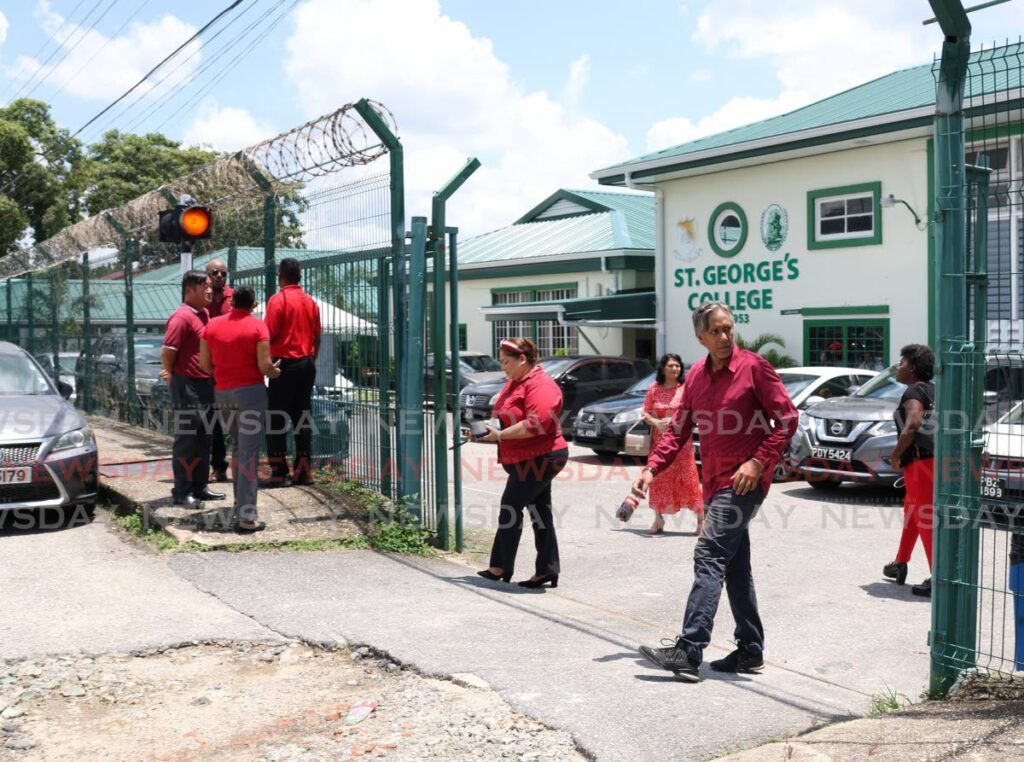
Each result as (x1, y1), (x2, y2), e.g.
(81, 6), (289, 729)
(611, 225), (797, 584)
(760, 204), (788, 252)
(672, 218), (704, 262)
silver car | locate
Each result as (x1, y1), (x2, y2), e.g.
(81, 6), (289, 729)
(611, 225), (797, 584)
(788, 365), (906, 489)
(0, 342), (99, 522)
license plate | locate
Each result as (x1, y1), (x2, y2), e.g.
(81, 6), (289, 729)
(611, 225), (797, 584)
(578, 428), (598, 438)
(811, 446), (852, 461)
(0, 467), (30, 484)
(980, 475), (1006, 500)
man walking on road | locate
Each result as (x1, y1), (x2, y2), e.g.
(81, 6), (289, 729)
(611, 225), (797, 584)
(160, 271), (226, 509)
(263, 257), (321, 488)
(633, 301), (797, 682)
(205, 258), (233, 483)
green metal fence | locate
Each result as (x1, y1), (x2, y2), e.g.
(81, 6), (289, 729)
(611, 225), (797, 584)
(930, 2), (1024, 693)
(0, 99), (478, 547)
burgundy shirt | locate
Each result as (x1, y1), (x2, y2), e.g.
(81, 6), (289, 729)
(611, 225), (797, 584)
(265, 285), (321, 358)
(207, 285), (234, 318)
(492, 366), (568, 464)
(163, 303), (211, 379)
(647, 348), (797, 499)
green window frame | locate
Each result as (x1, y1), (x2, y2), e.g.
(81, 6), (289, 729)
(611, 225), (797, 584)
(803, 318), (890, 369)
(806, 181), (882, 250)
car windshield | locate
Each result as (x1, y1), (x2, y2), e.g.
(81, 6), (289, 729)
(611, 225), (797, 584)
(538, 358), (575, 377)
(778, 372), (818, 399)
(627, 372), (657, 396)
(999, 401), (1024, 425)
(463, 354), (501, 372)
(853, 366), (906, 399)
(0, 352), (55, 395)
(137, 346), (164, 365)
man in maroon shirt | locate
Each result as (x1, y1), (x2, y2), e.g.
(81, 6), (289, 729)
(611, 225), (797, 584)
(262, 257), (321, 487)
(160, 271), (224, 509)
(633, 301), (797, 682)
(205, 258), (233, 482)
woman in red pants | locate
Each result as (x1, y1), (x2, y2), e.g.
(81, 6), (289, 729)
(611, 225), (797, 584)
(883, 344), (936, 597)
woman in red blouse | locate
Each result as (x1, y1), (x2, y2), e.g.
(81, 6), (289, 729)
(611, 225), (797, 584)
(476, 338), (569, 589)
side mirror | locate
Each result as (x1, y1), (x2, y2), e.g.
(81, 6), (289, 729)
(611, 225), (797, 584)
(803, 395), (825, 408)
(983, 390), (998, 404)
(97, 353), (118, 366)
(57, 381), (72, 400)
(846, 385), (861, 394)
(562, 374), (579, 384)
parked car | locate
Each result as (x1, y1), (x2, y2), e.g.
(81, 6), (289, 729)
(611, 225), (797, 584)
(980, 400), (1023, 515)
(572, 366), (875, 468)
(76, 335), (165, 416)
(34, 352), (80, 403)
(460, 355), (654, 436)
(983, 353), (1024, 424)
(0, 342), (98, 519)
(425, 351), (504, 408)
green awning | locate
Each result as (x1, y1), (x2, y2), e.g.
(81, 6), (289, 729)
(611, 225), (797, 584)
(481, 289), (655, 325)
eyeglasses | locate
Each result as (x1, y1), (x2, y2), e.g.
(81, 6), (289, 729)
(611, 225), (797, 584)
(208, 269), (227, 276)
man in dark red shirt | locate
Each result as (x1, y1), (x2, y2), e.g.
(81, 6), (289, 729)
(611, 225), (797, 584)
(633, 301), (797, 682)
(263, 257), (321, 487)
(205, 258), (233, 482)
(160, 271), (225, 508)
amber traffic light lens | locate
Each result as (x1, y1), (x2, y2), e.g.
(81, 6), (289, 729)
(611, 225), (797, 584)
(181, 207), (211, 237)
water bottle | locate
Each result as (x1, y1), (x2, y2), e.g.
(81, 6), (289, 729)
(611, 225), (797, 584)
(617, 494), (639, 522)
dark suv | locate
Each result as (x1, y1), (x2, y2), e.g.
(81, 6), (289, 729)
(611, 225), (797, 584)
(425, 351), (504, 408)
(460, 355), (654, 436)
(76, 334), (165, 415)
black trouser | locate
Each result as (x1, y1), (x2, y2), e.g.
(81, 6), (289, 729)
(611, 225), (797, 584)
(489, 448), (568, 577)
(169, 375), (214, 499)
(266, 355), (316, 480)
(210, 415), (228, 474)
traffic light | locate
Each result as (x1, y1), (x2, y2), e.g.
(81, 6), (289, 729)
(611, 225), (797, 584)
(158, 204), (212, 243)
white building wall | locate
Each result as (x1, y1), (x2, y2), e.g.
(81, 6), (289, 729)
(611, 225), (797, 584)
(658, 138), (930, 366)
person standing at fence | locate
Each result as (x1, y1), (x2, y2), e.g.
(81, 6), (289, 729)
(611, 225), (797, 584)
(263, 257), (321, 488)
(205, 258), (233, 483)
(632, 301), (798, 682)
(159, 271), (225, 509)
(636, 353), (703, 535)
(883, 344), (936, 598)
(476, 337), (569, 589)
(199, 285), (281, 533)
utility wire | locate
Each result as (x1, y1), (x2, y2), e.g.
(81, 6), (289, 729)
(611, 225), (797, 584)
(71, 0), (245, 139)
(0, 0), (90, 102)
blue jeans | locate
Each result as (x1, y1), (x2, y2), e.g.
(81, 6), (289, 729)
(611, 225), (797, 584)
(679, 487), (765, 663)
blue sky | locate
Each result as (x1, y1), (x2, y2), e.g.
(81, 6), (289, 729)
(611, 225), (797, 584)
(1, 0), (1023, 234)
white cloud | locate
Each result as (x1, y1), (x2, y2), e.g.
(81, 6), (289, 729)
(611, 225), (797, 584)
(689, 69), (711, 83)
(183, 100), (276, 151)
(4, 8), (199, 103)
(283, 0), (630, 236)
(565, 54), (591, 105)
(0, 11), (8, 51)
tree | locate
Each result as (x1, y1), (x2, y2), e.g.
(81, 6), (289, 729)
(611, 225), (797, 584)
(734, 332), (798, 369)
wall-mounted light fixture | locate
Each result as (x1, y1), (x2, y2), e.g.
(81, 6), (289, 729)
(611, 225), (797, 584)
(880, 193), (924, 229)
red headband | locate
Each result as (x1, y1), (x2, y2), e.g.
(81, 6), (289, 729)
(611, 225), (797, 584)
(500, 339), (523, 355)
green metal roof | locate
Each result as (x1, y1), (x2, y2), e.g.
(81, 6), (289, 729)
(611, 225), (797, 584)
(458, 189), (654, 265)
(597, 42), (1024, 180)
(6, 278), (180, 324)
(134, 247), (345, 284)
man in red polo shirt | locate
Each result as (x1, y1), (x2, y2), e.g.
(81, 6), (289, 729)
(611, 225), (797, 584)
(205, 258), (233, 482)
(160, 271), (224, 508)
(263, 257), (321, 487)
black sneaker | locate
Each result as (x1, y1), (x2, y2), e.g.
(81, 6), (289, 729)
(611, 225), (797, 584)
(709, 643), (764, 673)
(882, 561), (908, 585)
(912, 577), (931, 597)
(638, 638), (700, 682)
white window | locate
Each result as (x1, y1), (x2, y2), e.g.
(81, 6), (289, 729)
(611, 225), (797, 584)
(807, 182), (881, 249)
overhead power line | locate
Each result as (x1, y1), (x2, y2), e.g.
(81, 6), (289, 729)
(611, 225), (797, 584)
(71, 0), (245, 139)
(0, 0), (89, 102)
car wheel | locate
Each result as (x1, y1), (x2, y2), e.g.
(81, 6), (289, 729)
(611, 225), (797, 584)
(808, 477), (843, 491)
(592, 449), (619, 462)
(772, 462), (797, 482)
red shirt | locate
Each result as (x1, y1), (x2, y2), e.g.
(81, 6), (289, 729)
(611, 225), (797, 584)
(204, 309), (270, 390)
(207, 285), (234, 318)
(492, 366), (568, 464)
(265, 285), (321, 358)
(163, 303), (210, 379)
(647, 348), (797, 499)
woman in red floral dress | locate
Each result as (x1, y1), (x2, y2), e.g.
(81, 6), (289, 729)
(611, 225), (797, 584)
(641, 354), (703, 535)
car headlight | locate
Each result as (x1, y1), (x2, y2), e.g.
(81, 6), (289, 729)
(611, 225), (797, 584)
(135, 377), (157, 394)
(869, 420), (897, 435)
(613, 408), (643, 424)
(799, 411), (814, 430)
(489, 393), (501, 405)
(51, 426), (96, 452)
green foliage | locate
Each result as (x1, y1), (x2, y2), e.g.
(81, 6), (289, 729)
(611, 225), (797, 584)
(112, 509), (178, 552)
(868, 686), (909, 717)
(369, 505), (433, 554)
(0, 195), (28, 250)
(553, 347), (569, 357)
(734, 332), (799, 369)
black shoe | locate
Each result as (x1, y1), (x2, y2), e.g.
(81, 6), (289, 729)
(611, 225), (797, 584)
(193, 488), (226, 501)
(259, 476), (292, 489)
(912, 577), (932, 597)
(638, 639), (700, 682)
(232, 520), (266, 534)
(172, 495), (205, 509)
(710, 643), (764, 673)
(883, 561), (908, 585)
(211, 469), (229, 483)
(292, 474), (315, 486)
(517, 574), (558, 589)
(477, 569), (512, 583)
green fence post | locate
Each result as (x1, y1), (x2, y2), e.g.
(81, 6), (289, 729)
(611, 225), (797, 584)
(264, 194), (277, 301)
(49, 269), (59, 378)
(25, 272), (34, 355)
(448, 227), (464, 552)
(401, 216), (428, 521)
(107, 214), (137, 424)
(82, 252), (92, 413)
(928, 0), (972, 697)
(354, 99), (403, 499)
(5, 278), (11, 343)
(228, 242), (237, 281)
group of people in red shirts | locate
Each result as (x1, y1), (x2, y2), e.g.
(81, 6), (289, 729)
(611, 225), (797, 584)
(159, 257), (321, 533)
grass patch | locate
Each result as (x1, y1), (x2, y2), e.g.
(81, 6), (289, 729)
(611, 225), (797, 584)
(109, 508), (179, 552)
(868, 686), (910, 717)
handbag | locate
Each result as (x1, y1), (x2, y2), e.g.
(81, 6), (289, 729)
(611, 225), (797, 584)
(624, 420), (652, 457)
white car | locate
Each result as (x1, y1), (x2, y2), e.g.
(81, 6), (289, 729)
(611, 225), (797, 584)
(981, 400), (1023, 509)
